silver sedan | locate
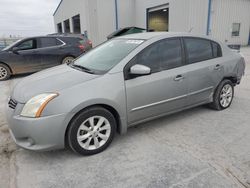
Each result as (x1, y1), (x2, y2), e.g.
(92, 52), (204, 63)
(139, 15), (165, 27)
(6, 32), (245, 155)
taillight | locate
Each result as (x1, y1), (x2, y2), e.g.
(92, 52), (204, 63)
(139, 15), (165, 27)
(88, 40), (92, 47)
(78, 44), (85, 52)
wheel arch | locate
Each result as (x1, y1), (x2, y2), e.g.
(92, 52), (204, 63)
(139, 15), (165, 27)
(0, 61), (13, 74)
(213, 76), (237, 96)
(222, 76), (237, 86)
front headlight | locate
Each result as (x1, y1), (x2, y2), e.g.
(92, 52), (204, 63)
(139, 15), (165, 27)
(20, 93), (58, 118)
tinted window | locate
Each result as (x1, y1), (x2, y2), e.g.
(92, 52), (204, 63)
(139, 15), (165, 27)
(17, 39), (36, 50)
(134, 38), (182, 73)
(134, 41), (161, 73)
(39, 38), (58, 48)
(160, 39), (182, 70)
(211, 42), (222, 58)
(56, 39), (63, 45)
(59, 37), (81, 45)
(184, 38), (213, 64)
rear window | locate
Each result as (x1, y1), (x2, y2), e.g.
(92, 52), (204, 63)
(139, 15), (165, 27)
(184, 38), (213, 64)
(211, 42), (222, 58)
(60, 37), (83, 45)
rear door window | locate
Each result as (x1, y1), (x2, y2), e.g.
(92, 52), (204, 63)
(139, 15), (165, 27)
(59, 37), (81, 45)
(184, 38), (213, 64)
(38, 37), (58, 48)
(211, 42), (222, 58)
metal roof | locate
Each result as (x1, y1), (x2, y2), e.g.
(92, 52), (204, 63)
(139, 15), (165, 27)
(53, 0), (63, 16)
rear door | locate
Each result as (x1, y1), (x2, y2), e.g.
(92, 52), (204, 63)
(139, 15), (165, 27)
(183, 37), (224, 106)
(35, 37), (65, 70)
(125, 38), (188, 124)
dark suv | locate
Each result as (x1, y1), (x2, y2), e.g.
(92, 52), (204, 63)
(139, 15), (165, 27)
(0, 35), (92, 80)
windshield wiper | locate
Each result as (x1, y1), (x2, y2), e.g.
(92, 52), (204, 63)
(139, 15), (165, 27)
(70, 64), (95, 74)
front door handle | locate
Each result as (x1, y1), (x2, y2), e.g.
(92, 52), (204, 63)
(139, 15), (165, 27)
(174, 75), (184, 81)
(214, 64), (221, 70)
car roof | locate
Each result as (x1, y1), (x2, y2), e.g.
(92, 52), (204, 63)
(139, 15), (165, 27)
(117, 32), (220, 42)
(20, 35), (83, 41)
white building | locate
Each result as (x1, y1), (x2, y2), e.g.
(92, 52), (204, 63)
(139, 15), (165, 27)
(53, 0), (250, 46)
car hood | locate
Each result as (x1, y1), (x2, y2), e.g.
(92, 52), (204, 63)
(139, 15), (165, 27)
(12, 64), (101, 103)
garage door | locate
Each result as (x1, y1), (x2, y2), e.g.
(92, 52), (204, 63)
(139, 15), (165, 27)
(147, 4), (169, 32)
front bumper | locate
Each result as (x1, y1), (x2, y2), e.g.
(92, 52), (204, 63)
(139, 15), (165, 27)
(6, 102), (67, 151)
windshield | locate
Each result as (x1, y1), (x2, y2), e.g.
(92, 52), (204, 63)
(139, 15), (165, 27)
(2, 39), (22, 51)
(73, 39), (144, 73)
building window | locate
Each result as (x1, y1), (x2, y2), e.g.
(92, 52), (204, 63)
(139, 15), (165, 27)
(232, 23), (240, 37)
(72, 15), (81, 34)
(57, 23), (62, 33)
(64, 19), (70, 33)
(147, 5), (169, 32)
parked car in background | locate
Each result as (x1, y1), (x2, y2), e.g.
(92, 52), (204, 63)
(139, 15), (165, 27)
(0, 35), (92, 80)
(6, 32), (245, 155)
(0, 41), (6, 50)
(107, 27), (146, 40)
(228, 44), (241, 53)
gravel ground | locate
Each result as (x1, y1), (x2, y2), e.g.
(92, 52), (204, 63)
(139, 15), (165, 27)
(0, 47), (250, 188)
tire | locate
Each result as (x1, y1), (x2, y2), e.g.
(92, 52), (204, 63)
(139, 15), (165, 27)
(0, 63), (11, 81)
(61, 56), (75, 64)
(209, 79), (234, 110)
(67, 107), (116, 155)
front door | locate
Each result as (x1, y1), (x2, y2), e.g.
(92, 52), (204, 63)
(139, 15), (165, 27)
(10, 38), (40, 74)
(35, 37), (64, 70)
(125, 38), (188, 124)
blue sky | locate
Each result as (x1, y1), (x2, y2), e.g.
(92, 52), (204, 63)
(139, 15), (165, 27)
(0, 0), (61, 37)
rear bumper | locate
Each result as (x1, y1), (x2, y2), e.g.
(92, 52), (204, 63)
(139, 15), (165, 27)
(237, 57), (246, 84)
(236, 77), (242, 84)
(6, 104), (67, 151)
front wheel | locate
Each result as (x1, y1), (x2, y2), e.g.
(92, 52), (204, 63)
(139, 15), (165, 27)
(209, 79), (234, 110)
(67, 107), (116, 155)
(0, 63), (11, 81)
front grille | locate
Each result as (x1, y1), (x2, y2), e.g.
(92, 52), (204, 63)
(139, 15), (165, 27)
(8, 98), (17, 110)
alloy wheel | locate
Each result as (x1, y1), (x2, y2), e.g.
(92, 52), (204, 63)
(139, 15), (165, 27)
(220, 84), (233, 108)
(62, 57), (74, 64)
(77, 116), (111, 150)
(0, 66), (8, 80)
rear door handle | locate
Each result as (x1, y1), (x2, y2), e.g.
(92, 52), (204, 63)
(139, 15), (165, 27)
(214, 64), (221, 70)
(174, 75), (184, 81)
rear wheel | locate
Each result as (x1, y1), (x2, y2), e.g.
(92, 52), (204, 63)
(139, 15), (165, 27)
(209, 79), (234, 110)
(0, 63), (11, 81)
(67, 107), (116, 155)
(62, 56), (75, 64)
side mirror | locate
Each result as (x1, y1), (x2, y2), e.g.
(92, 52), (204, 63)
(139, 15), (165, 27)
(130, 64), (151, 76)
(12, 47), (19, 54)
